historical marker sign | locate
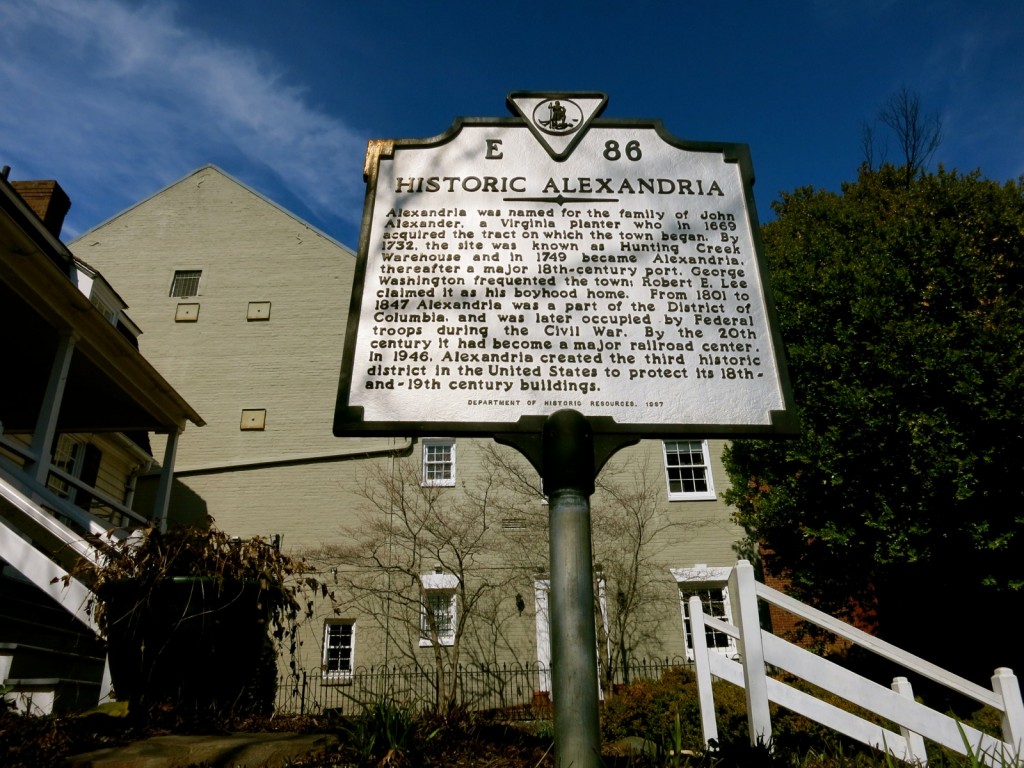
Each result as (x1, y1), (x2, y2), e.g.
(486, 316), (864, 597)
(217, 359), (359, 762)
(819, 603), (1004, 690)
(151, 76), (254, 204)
(334, 92), (796, 438)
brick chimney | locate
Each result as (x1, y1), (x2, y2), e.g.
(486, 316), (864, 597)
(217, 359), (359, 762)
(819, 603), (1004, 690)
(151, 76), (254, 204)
(10, 179), (72, 238)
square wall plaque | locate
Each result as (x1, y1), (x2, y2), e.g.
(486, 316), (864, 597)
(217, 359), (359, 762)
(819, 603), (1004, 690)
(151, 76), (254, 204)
(175, 303), (200, 322)
(247, 301), (271, 321)
(240, 409), (267, 430)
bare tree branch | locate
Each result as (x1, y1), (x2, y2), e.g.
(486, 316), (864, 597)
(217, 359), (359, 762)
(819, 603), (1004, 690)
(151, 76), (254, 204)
(864, 86), (943, 184)
(305, 441), (719, 707)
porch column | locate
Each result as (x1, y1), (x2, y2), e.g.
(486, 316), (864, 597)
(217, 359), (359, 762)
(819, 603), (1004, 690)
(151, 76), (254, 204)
(28, 331), (75, 486)
(152, 429), (180, 532)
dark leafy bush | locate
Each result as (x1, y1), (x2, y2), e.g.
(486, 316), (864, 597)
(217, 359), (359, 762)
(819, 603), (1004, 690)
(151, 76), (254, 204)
(59, 521), (330, 720)
(601, 666), (745, 754)
(600, 666), (934, 766)
(337, 698), (423, 766)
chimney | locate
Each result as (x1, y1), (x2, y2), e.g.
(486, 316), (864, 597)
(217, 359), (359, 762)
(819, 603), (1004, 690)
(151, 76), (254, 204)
(10, 179), (72, 238)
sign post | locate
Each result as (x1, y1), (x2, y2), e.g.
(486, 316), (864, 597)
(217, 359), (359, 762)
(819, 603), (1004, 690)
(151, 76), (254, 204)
(335, 92), (797, 767)
(542, 409), (600, 765)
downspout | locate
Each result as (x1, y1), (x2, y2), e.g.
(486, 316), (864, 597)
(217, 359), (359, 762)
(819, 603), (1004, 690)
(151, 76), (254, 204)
(141, 438), (415, 478)
(122, 462), (148, 512)
(139, 439), (414, 534)
(383, 447), (404, 668)
(113, 432), (154, 512)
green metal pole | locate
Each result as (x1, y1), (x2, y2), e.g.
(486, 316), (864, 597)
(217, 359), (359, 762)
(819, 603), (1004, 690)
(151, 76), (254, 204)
(544, 410), (601, 768)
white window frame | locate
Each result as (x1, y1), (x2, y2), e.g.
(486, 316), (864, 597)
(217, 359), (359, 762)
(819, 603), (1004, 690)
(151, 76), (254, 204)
(90, 292), (118, 325)
(47, 434), (83, 500)
(48, 434), (102, 510)
(322, 620), (355, 683)
(533, 578), (551, 691)
(87, 281), (121, 326)
(671, 565), (738, 661)
(421, 438), (456, 487)
(663, 439), (716, 501)
(169, 269), (202, 298)
(419, 571), (458, 647)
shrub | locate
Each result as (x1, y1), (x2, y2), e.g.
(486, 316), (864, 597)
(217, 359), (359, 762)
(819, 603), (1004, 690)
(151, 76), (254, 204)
(59, 520), (330, 719)
(601, 667), (915, 766)
(338, 698), (422, 766)
(602, 666), (745, 755)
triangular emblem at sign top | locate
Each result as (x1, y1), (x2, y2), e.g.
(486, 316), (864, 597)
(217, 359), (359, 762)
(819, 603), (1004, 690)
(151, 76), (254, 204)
(507, 91), (608, 161)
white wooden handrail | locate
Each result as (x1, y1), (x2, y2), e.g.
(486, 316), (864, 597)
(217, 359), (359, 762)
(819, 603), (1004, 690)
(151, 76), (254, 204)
(0, 432), (35, 463)
(0, 518), (97, 633)
(0, 456), (140, 542)
(690, 560), (1024, 766)
(754, 578), (1002, 710)
(0, 476), (103, 565)
(45, 464), (150, 528)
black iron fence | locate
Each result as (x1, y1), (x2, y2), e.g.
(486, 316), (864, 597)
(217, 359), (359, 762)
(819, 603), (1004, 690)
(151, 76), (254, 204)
(275, 657), (690, 717)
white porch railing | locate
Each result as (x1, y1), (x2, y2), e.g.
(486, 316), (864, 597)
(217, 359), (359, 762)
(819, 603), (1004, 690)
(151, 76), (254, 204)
(691, 560), (1024, 766)
(0, 471), (118, 709)
(0, 432), (147, 537)
(0, 477), (100, 632)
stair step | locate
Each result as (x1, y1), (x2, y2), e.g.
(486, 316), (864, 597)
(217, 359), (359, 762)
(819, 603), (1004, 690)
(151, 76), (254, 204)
(3, 677), (102, 716)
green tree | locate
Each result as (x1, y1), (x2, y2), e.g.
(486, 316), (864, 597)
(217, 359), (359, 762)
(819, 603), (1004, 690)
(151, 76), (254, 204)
(724, 166), (1024, 680)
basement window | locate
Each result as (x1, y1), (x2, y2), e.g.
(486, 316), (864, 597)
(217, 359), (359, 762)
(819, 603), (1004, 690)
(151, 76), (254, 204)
(672, 565), (738, 661)
(419, 571), (458, 647)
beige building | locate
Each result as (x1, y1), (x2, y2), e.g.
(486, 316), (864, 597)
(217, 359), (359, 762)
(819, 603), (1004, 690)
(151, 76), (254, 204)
(74, 166), (746, 703)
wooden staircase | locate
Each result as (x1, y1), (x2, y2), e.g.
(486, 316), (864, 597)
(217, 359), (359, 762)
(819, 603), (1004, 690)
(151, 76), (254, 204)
(1, 564), (107, 715)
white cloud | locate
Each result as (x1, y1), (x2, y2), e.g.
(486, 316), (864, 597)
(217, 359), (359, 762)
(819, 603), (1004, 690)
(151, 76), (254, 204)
(0, 0), (366, 238)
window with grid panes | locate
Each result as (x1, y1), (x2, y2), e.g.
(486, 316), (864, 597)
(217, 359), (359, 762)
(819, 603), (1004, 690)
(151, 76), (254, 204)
(420, 590), (456, 646)
(680, 585), (736, 658)
(322, 621), (355, 680)
(169, 270), (202, 298)
(47, 434), (81, 500)
(421, 438), (455, 487)
(663, 439), (715, 500)
(47, 434), (101, 510)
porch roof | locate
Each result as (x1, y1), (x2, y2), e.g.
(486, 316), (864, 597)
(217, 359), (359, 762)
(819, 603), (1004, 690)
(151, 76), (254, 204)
(0, 177), (203, 435)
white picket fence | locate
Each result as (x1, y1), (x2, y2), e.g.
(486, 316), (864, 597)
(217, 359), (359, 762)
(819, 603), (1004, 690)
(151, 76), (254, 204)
(690, 560), (1024, 766)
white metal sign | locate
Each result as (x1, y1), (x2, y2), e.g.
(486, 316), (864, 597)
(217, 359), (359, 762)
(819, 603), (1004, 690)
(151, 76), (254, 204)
(335, 93), (795, 437)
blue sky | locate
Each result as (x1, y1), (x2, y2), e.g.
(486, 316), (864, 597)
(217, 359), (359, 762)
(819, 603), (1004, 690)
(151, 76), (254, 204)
(2, 0), (1022, 248)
